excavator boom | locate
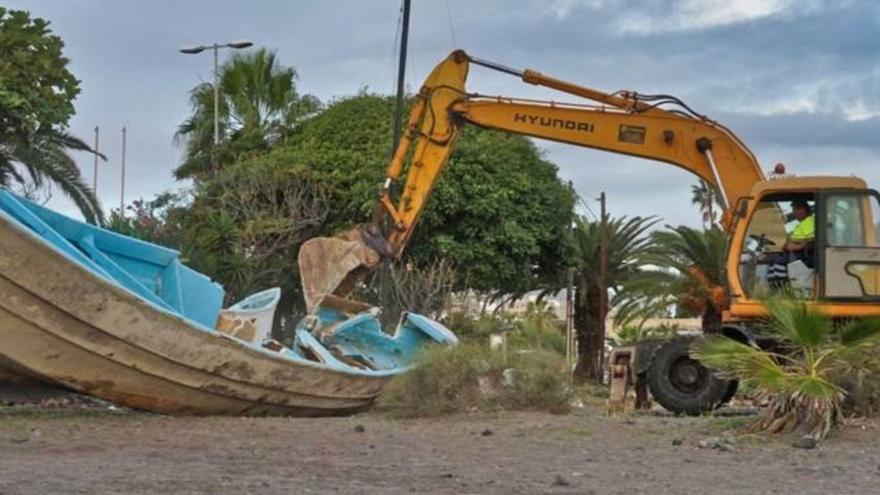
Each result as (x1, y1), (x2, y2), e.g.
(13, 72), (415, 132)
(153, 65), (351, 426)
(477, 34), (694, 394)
(298, 50), (764, 312)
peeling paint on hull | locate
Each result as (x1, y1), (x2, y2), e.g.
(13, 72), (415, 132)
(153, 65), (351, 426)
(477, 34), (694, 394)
(0, 213), (390, 416)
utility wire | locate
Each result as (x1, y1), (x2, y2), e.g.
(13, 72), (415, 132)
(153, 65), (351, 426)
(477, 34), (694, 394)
(383, 3), (404, 94)
(444, 0), (459, 47)
(576, 190), (598, 220)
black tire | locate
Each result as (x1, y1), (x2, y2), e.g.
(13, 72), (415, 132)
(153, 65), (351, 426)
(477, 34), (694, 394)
(647, 337), (730, 415)
(719, 380), (739, 405)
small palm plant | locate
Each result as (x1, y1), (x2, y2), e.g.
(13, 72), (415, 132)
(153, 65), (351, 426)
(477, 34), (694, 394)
(694, 297), (880, 440)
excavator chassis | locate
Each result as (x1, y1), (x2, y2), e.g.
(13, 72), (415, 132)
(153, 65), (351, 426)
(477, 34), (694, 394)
(608, 336), (736, 415)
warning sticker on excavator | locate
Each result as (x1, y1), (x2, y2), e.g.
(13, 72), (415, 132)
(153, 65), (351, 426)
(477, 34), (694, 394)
(618, 125), (646, 144)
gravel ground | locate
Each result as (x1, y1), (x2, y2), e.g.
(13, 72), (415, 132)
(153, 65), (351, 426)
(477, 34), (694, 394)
(0, 398), (878, 494)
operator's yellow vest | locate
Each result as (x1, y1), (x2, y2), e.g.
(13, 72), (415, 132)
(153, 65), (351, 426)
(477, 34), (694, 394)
(791, 214), (815, 241)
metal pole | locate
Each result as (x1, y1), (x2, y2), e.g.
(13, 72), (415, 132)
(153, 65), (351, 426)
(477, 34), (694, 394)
(379, 0), (412, 324)
(566, 266), (575, 380)
(703, 149), (728, 209)
(213, 44), (220, 146)
(597, 191), (608, 384)
(390, 0), (411, 155)
(120, 126), (127, 216)
(92, 125), (99, 193)
(696, 137), (728, 209)
(565, 180), (576, 380)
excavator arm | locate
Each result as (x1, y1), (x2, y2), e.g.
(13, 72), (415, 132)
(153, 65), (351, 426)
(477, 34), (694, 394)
(298, 50), (764, 311)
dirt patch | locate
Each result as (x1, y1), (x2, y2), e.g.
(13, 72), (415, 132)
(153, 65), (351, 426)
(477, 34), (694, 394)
(0, 380), (121, 411)
(0, 403), (878, 494)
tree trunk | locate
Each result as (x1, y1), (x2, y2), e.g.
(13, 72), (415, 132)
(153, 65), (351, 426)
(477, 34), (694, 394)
(701, 303), (722, 333)
(573, 283), (606, 382)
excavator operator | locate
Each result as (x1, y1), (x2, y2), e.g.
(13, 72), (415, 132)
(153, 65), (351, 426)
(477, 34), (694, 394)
(785, 200), (815, 255)
(767, 200), (815, 285)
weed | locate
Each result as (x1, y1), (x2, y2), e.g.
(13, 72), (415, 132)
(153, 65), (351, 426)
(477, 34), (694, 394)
(707, 415), (751, 432)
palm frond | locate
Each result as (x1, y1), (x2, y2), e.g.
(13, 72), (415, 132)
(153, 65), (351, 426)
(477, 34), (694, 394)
(1, 128), (103, 223)
(763, 297), (830, 347)
(174, 47), (318, 179)
(839, 318), (880, 346)
(693, 336), (790, 392)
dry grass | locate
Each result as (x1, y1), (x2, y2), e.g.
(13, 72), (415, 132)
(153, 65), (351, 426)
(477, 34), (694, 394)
(378, 343), (573, 417)
(840, 342), (880, 417)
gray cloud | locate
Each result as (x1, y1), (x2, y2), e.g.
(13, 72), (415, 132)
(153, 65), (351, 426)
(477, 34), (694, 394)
(5, 0), (878, 229)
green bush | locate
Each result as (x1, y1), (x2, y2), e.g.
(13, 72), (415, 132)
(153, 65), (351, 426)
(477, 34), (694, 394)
(379, 343), (572, 417)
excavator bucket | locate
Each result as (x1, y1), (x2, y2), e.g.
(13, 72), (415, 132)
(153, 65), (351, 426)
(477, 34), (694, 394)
(297, 226), (382, 313)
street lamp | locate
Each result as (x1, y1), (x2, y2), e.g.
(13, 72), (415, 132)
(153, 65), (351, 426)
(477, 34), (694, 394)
(179, 40), (254, 146)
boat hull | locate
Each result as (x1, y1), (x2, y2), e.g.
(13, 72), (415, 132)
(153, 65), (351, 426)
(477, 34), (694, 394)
(0, 214), (389, 416)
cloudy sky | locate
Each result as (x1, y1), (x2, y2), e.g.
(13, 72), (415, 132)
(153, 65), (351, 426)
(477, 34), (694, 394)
(8, 0), (880, 227)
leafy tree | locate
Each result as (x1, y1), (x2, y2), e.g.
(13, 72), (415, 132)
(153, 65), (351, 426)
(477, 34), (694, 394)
(0, 8), (78, 143)
(0, 8), (102, 222)
(621, 225), (728, 332)
(413, 126), (575, 296)
(179, 162), (329, 336)
(174, 48), (321, 178)
(232, 94), (576, 296)
(694, 298), (880, 440)
(569, 215), (658, 380)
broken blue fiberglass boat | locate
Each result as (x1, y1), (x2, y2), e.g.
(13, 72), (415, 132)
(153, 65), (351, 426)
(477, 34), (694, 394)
(0, 190), (456, 415)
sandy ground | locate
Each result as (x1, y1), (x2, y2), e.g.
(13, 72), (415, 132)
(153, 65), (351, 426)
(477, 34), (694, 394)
(1, 390), (879, 495)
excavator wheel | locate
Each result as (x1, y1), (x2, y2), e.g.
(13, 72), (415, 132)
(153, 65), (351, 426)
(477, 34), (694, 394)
(719, 379), (739, 406)
(646, 337), (730, 415)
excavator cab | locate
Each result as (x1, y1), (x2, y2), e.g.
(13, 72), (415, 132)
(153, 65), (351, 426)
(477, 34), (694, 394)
(736, 192), (816, 298)
(729, 177), (880, 317)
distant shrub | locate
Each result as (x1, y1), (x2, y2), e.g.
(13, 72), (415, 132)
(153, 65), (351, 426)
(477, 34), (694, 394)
(445, 307), (566, 356)
(508, 318), (566, 356)
(443, 312), (513, 344)
(379, 343), (572, 417)
(505, 350), (572, 413)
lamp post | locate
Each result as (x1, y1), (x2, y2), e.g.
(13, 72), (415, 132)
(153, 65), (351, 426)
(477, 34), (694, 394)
(179, 40), (253, 146)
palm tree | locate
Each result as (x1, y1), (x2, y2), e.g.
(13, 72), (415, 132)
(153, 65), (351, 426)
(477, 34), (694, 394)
(570, 214), (658, 380)
(691, 180), (721, 228)
(174, 48), (321, 179)
(621, 225), (728, 332)
(0, 128), (104, 224)
(519, 299), (561, 353)
(694, 297), (880, 440)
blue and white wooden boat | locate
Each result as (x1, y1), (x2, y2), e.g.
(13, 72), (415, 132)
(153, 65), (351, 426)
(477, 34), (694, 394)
(0, 190), (456, 415)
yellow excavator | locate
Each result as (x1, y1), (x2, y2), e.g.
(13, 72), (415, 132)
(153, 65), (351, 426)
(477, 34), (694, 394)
(298, 50), (880, 413)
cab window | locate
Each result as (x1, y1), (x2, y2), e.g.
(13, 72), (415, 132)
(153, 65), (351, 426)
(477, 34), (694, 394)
(825, 194), (880, 247)
(823, 192), (880, 298)
(738, 194), (815, 298)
